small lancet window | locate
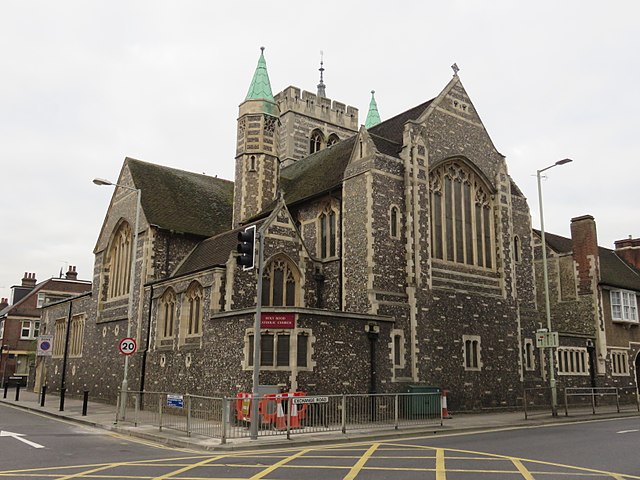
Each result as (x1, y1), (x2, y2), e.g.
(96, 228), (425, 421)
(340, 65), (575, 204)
(249, 155), (257, 172)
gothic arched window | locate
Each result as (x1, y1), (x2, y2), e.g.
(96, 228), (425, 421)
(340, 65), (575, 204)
(261, 256), (299, 307)
(107, 222), (132, 299)
(158, 288), (176, 339)
(327, 134), (339, 146)
(183, 282), (203, 337)
(318, 207), (337, 259)
(429, 161), (495, 269)
(310, 129), (324, 154)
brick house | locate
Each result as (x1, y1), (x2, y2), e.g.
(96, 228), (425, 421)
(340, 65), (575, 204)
(0, 268), (91, 387)
(41, 50), (545, 411)
(533, 216), (640, 392)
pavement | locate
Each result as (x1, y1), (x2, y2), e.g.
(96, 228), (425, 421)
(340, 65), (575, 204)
(2, 387), (638, 452)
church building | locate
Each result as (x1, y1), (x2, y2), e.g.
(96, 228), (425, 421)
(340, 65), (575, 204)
(40, 49), (544, 411)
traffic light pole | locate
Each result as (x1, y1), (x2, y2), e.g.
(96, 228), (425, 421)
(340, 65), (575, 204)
(249, 230), (265, 440)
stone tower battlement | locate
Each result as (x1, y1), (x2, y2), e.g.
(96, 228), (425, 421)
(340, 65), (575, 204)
(275, 86), (359, 130)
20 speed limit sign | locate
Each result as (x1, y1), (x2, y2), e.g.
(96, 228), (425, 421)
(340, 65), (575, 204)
(118, 337), (137, 355)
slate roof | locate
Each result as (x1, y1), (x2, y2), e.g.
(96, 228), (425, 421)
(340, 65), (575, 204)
(535, 230), (640, 291)
(127, 158), (234, 238)
(367, 99), (433, 145)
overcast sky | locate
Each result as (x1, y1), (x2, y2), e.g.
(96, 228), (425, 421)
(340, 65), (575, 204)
(1, 1), (638, 301)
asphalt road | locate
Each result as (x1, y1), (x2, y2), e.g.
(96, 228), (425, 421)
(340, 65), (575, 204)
(1, 403), (639, 479)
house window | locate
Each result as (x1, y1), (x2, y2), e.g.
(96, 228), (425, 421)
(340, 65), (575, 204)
(20, 321), (39, 339)
(261, 256), (299, 307)
(463, 335), (481, 371)
(523, 338), (535, 371)
(53, 318), (66, 358)
(430, 161), (495, 269)
(69, 315), (85, 358)
(107, 222), (133, 299)
(0, 320), (4, 341)
(390, 206), (400, 239)
(327, 134), (339, 146)
(247, 329), (311, 370)
(182, 282), (203, 338)
(158, 288), (177, 339)
(610, 290), (638, 323)
(611, 350), (629, 376)
(310, 130), (324, 154)
(319, 208), (337, 259)
(37, 293), (46, 308)
(557, 347), (588, 375)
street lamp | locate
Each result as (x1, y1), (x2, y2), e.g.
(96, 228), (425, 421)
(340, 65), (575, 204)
(93, 177), (141, 419)
(536, 158), (572, 417)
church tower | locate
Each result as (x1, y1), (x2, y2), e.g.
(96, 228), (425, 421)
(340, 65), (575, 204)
(233, 48), (280, 227)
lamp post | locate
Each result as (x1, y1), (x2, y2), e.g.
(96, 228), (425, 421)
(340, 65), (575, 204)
(93, 178), (141, 419)
(536, 158), (572, 417)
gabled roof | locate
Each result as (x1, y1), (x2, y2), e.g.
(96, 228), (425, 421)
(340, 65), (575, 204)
(126, 158), (234, 238)
(534, 230), (640, 291)
(0, 278), (91, 318)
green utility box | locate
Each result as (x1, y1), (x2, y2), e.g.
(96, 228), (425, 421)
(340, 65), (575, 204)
(407, 385), (441, 417)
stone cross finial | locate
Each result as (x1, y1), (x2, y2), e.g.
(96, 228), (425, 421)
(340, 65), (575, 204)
(451, 63), (459, 76)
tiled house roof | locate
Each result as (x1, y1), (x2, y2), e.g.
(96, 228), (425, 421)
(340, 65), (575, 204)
(536, 230), (640, 291)
(127, 158), (234, 238)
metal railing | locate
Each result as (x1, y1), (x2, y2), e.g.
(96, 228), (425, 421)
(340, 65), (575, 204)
(116, 391), (443, 443)
(524, 386), (640, 419)
(564, 387), (640, 416)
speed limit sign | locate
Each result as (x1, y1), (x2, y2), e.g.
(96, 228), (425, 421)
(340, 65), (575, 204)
(118, 337), (137, 355)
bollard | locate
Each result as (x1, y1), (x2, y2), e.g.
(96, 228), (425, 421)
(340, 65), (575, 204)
(3, 382), (8, 399)
(15, 384), (21, 401)
(40, 385), (47, 407)
(82, 390), (89, 416)
(59, 388), (66, 412)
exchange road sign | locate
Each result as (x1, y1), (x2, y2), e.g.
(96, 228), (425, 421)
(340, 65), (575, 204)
(118, 337), (137, 355)
(292, 396), (329, 405)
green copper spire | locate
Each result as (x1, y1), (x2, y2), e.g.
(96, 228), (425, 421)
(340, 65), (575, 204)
(365, 90), (381, 128)
(245, 47), (274, 102)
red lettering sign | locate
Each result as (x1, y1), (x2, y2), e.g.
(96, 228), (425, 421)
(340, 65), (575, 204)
(261, 313), (295, 329)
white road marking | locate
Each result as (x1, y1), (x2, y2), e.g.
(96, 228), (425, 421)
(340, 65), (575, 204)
(0, 430), (45, 448)
(617, 429), (639, 434)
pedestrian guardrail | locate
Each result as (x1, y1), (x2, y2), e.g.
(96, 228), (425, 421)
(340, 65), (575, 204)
(564, 386), (640, 416)
(116, 390), (443, 443)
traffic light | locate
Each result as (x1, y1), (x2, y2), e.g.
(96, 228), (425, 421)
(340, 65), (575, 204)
(237, 225), (256, 270)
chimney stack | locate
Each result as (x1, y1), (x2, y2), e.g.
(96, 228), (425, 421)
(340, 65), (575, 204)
(65, 265), (78, 280)
(0, 298), (8, 310)
(21, 272), (37, 288)
(570, 215), (600, 295)
(614, 236), (640, 270)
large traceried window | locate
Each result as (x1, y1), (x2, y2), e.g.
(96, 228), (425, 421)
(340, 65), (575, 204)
(107, 222), (133, 299)
(261, 256), (299, 307)
(319, 207), (337, 259)
(430, 161), (495, 268)
(158, 288), (176, 340)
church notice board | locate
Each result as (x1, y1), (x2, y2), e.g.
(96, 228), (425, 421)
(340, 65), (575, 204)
(261, 313), (295, 329)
